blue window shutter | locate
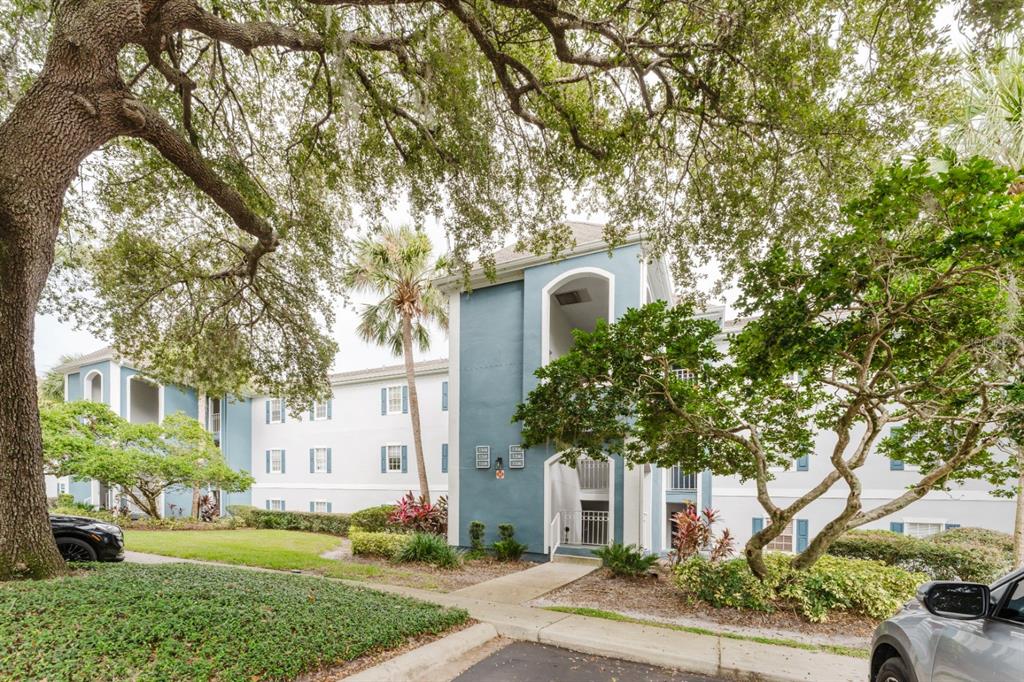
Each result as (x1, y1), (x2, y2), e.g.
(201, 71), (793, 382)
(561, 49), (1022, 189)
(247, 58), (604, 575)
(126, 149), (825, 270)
(890, 521), (905, 534)
(265, 400), (270, 424)
(327, 502), (332, 513)
(280, 450), (286, 474)
(327, 448), (332, 474)
(402, 386), (408, 413)
(442, 444), (448, 473)
(752, 517), (763, 534)
(309, 501), (314, 512)
(796, 519), (809, 552)
(401, 445), (408, 473)
(380, 388), (387, 415)
(890, 459), (904, 471)
(309, 405), (315, 421)
(796, 455), (809, 472)
(945, 523), (960, 530)
(327, 399), (332, 420)
(266, 500), (270, 510)
(442, 381), (448, 411)
(309, 448), (315, 473)
(380, 446), (386, 473)
(281, 400), (286, 423)
(265, 450), (270, 474)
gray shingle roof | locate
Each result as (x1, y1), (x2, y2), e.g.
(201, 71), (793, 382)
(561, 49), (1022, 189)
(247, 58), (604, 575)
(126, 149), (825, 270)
(490, 221), (610, 265)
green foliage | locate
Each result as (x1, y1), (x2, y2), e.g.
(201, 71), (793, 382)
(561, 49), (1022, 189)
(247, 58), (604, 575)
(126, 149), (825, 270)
(350, 505), (398, 533)
(592, 543), (660, 578)
(37, 354), (79, 403)
(395, 533), (463, 569)
(49, 505), (119, 525)
(468, 520), (487, 558)
(245, 508), (351, 536)
(350, 530), (412, 559)
(676, 554), (927, 622)
(0, 562), (467, 680)
(492, 524), (527, 562)
(828, 529), (1012, 582)
(226, 504), (258, 524)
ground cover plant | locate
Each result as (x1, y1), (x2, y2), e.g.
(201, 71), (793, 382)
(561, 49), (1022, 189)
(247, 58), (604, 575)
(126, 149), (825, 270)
(395, 532), (463, 569)
(0, 562), (467, 681)
(592, 543), (660, 578)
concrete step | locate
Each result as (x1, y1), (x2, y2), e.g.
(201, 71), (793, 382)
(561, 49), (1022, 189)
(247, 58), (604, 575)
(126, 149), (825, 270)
(551, 554), (601, 565)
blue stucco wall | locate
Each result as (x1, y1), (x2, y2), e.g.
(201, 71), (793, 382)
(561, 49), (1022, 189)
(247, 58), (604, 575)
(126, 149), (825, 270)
(221, 395), (253, 509)
(72, 361), (111, 404)
(164, 384), (198, 419)
(65, 372), (81, 402)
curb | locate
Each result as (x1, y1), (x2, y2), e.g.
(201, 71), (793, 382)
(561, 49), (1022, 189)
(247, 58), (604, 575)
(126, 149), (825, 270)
(344, 623), (499, 682)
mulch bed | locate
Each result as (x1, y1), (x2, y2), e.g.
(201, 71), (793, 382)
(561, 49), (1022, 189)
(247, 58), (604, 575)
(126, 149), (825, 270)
(531, 566), (876, 649)
(348, 555), (532, 592)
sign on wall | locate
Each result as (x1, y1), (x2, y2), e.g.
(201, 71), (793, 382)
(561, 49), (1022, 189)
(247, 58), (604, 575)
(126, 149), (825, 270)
(475, 445), (491, 469)
(509, 445), (525, 469)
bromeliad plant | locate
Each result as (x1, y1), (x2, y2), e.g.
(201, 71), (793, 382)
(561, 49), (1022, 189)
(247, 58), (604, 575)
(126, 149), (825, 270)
(389, 492), (448, 535)
(669, 507), (734, 568)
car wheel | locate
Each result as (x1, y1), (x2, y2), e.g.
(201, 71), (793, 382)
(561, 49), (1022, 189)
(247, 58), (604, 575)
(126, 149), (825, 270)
(56, 537), (97, 562)
(876, 656), (911, 682)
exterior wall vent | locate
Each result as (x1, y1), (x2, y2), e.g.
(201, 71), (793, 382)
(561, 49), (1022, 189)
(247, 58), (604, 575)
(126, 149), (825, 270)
(554, 288), (592, 305)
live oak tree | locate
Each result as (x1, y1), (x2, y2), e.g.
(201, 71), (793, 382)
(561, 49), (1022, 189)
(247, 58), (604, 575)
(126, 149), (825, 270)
(41, 403), (253, 519)
(515, 157), (1024, 578)
(0, 0), (987, 577)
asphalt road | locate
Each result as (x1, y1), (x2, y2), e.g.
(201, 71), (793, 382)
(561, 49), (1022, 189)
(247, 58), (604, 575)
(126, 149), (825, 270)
(453, 641), (726, 682)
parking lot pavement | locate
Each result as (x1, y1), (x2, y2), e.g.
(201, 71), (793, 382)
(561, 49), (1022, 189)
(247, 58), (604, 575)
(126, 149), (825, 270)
(453, 641), (725, 682)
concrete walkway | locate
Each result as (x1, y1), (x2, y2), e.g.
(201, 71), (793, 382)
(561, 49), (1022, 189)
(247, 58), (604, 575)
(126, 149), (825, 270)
(450, 557), (597, 604)
(124, 551), (865, 682)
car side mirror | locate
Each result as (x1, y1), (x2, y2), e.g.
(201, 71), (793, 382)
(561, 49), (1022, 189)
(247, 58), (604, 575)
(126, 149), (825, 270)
(919, 582), (990, 620)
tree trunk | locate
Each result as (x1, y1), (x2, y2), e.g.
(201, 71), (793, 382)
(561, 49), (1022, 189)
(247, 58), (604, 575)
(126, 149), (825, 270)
(401, 313), (430, 503)
(1015, 445), (1024, 569)
(0, 2), (137, 579)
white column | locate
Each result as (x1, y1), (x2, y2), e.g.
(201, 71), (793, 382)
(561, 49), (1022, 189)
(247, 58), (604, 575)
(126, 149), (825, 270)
(446, 291), (461, 547)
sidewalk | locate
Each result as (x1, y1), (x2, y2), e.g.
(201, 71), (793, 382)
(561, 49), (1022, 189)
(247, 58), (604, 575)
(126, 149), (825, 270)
(126, 551), (865, 682)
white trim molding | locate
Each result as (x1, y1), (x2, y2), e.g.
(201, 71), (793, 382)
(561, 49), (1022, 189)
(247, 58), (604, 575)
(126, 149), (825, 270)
(540, 266), (616, 367)
(447, 291), (461, 547)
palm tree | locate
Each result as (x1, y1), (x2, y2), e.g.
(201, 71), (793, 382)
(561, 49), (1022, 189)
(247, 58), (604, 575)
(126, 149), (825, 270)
(342, 226), (448, 503)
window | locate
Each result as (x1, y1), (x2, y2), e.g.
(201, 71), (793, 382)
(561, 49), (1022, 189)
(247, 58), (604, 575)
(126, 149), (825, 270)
(387, 386), (403, 414)
(312, 447), (328, 473)
(997, 580), (1024, 624)
(905, 522), (943, 539)
(56, 482), (67, 495)
(268, 398), (284, 423)
(765, 520), (794, 552)
(672, 368), (696, 382)
(313, 401), (328, 420)
(269, 449), (284, 474)
(209, 397), (221, 435)
(269, 499), (285, 511)
(387, 445), (403, 472)
(312, 500), (328, 514)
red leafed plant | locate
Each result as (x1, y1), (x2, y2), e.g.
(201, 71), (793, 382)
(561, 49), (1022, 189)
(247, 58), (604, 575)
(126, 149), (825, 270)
(670, 506), (734, 568)
(389, 492), (448, 535)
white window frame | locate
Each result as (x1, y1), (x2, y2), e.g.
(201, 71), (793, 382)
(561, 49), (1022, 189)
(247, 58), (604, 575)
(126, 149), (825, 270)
(386, 444), (403, 472)
(269, 449), (284, 474)
(765, 519), (794, 552)
(313, 401), (329, 421)
(56, 481), (68, 495)
(268, 398), (284, 424)
(269, 499), (285, 511)
(312, 500), (328, 514)
(312, 447), (329, 474)
(386, 386), (403, 414)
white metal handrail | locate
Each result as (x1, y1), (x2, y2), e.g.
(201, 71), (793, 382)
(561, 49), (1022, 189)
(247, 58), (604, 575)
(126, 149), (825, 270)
(577, 458), (610, 490)
(559, 510), (610, 546)
(549, 511), (561, 560)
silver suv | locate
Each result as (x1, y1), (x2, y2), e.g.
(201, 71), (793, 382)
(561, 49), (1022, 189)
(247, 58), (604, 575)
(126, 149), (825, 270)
(870, 568), (1024, 681)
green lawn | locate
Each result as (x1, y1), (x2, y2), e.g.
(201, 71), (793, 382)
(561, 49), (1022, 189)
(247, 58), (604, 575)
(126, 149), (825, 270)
(126, 528), (388, 581)
(0, 562), (467, 681)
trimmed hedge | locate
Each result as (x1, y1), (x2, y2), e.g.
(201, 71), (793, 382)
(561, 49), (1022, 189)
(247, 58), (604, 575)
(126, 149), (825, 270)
(350, 505), (397, 532)
(350, 530), (411, 559)
(231, 506), (351, 535)
(827, 529), (1010, 582)
(676, 553), (926, 622)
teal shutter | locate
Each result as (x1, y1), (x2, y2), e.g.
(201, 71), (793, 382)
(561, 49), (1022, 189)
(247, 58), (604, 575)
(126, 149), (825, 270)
(327, 400), (332, 419)
(796, 455), (809, 472)
(752, 517), (763, 534)
(309, 501), (315, 512)
(401, 445), (408, 473)
(309, 448), (315, 473)
(280, 400), (286, 423)
(326, 448), (332, 474)
(309, 405), (315, 421)
(442, 381), (448, 411)
(442, 443), (448, 473)
(380, 446), (387, 473)
(402, 386), (408, 413)
(265, 450), (270, 473)
(890, 459), (904, 471)
(945, 523), (960, 530)
(280, 450), (286, 473)
(265, 400), (270, 424)
(380, 388), (387, 415)
(890, 521), (904, 534)
(265, 500), (270, 510)
(327, 502), (332, 513)
(796, 519), (809, 552)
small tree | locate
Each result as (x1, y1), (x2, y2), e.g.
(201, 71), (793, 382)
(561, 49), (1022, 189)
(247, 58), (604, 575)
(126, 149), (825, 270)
(516, 157), (1024, 578)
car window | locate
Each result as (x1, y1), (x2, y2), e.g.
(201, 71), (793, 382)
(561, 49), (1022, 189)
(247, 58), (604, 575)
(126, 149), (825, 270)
(997, 580), (1024, 624)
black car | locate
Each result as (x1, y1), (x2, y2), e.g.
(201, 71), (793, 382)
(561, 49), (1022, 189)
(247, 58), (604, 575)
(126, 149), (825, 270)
(49, 515), (125, 562)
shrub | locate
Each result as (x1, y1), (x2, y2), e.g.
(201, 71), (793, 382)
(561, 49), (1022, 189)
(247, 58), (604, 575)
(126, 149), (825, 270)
(592, 543), (660, 578)
(244, 508), (351, 535)
(828, 529), (1009, 582)
(350, 530), (411, 559)
(395, 532), (463, 569)
(676, 553), (927, 622)
(468, 521), (486, 558)
(389, 492), (447, 535)
(55, 493), (76, 508)
(492, 523), (527, 562)
(669, 506), (734, 567)
(931, 527), (1015, 556)
(49, 505), (119, 524)
(226, 504), (257, 524)
(350, 505), (397, 532)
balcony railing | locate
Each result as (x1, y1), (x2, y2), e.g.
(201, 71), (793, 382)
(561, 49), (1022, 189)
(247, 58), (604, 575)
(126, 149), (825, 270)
(670, 466), (697, 491)
(558, 510), (610, 546)
(577, 458), (610, 490)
